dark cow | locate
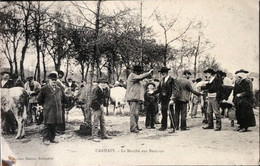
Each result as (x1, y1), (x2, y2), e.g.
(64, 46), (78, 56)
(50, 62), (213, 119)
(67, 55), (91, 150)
(1, 87), (29, 139)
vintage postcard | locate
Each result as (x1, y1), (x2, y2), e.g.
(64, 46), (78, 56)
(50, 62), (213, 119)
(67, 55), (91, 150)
(1, 0), (259, 165)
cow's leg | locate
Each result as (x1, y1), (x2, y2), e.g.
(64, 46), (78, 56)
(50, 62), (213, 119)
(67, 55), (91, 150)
(113, 104), (116, 115)
(21, 106), (27, 138)
(15, 109), (22, 139)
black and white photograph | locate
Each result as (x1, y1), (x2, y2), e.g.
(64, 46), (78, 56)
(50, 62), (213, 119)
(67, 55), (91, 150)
(0, 0), (259, 165)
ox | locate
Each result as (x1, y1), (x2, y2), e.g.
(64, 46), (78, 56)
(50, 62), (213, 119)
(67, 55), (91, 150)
(110, 86), (126, 115)
(1, 87), (29, 139)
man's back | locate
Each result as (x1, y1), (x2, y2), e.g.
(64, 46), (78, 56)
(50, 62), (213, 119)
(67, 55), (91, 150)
(176, 78), (200, 102)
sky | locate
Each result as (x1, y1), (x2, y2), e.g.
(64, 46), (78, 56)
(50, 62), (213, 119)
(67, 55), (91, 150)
(1, 0), (259, 74)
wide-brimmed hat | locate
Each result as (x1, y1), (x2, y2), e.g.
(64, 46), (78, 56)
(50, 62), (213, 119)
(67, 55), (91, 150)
(183, 70), (192, 75)
(47, 72), (58, 79)
(195, 78), (202, 83)
(235, 69), (249, 74)
(97, 77), (108, 83)
(26, 76), (34, 81)
(203, 68), (216, 75)
(132, 65), (143, 72)
(158, 67), (171, 73)
(217, 70), (226, 77)
(0, 71), (10, 75)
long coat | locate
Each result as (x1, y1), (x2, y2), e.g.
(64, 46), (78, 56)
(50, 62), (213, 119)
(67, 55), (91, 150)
(233, 78), (256, 128)
(154, 76), (179, 102)
(125, 72), (151, 102)
(37, 84), (67, 124)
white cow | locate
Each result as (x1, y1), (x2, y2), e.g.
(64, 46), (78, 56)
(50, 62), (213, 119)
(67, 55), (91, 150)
(1, 87), (29, 139)
(110, 87), (126, 115)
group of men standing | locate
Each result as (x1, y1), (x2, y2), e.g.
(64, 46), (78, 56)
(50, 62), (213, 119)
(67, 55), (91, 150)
(125, 65), (256, 134)
(1, 64), (256, 144)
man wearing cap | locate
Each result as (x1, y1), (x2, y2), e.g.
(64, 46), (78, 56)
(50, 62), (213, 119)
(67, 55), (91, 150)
(126, 65), (153, 133)
(153, 66), (179, 133)
(202, 68), (223, 131)
(37, 72), (67, 145)
(90, 78), (111, 142)
(233, 69), (256, 132)
(0, 71), (14, 88)
(175, 70), (202, 131)
(24, 76), (41, 123)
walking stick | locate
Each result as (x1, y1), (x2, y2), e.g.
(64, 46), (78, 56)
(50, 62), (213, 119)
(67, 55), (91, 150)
(168, 101), (175, 130)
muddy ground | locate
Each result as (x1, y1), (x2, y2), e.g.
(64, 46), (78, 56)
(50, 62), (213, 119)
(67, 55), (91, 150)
(1, 105), (259, 166)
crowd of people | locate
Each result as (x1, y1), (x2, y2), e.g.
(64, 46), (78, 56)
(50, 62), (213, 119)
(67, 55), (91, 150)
(0, 65), (257, 144)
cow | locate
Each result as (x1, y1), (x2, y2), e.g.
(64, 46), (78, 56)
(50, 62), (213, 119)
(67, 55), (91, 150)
(1, 87), (29, 139)
(110, 86), (126, 115)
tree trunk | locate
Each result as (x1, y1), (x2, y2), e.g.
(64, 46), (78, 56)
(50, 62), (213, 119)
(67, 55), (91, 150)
(8, 59), (13, 74)
(80, 62), (85, 81)
(36, 41), (41, 82)
(84, 63), (89, 82)
(13, 43), (18, 75)
(65, 58), (69, 82)
(20, 2), (31, 81)
(34, 63), (38, 80)
(42, 51), (47, 81)
(194, 35), (200, 78)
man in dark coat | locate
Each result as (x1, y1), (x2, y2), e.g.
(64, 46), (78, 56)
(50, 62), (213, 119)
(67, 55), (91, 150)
(90, 78), (111, 142)
(0, 72), (14, 88)
(202, 68), (223, 131)
(37, 72), (67, 145)
(175, 70), (202, 131)
(233, 69), (256, 132)
(153, 67), (179, 133)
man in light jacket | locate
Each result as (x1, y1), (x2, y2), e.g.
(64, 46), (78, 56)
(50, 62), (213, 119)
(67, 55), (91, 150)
(126, 65), (153, 133)
(175, 70), (202, 131)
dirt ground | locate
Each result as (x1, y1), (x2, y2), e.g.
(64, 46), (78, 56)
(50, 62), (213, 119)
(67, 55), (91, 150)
(1, 105), (259, 166)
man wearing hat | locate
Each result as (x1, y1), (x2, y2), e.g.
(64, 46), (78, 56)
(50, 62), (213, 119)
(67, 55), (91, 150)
(0, 71), (14, 88)
(37, 72), (67, 145)
(1, 71), (16, 134)
(175, 70), (202, 131)
(153, 66), (179, 133)
(24, 76), (41, 123)
(126, 65), (153, 133)
(90, 77), (111, 142)
(233, 69), (255, 132)
(201, 68), (223, 131)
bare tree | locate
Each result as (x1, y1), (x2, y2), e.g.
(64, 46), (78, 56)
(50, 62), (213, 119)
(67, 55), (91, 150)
(155, 12), (193, 66)
(191, 21), (214, 78)
(30, 1), (54, 82)
(0, 5), (23, 74)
